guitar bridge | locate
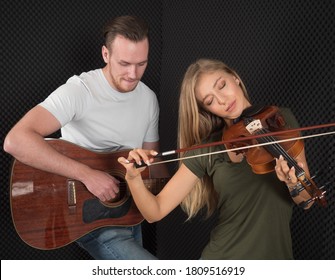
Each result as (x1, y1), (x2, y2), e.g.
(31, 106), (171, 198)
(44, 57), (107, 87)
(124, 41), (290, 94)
(67, 180), (77, 213)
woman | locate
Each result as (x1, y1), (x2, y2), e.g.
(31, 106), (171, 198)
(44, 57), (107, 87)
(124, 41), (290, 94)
(118, 58), (313, 259)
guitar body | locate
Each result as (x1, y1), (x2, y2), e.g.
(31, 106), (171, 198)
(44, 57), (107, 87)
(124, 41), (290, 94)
(10, 139), (166, 250)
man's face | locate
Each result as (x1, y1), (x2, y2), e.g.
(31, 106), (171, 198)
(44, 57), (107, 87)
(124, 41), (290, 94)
(102, 35), (149, 92)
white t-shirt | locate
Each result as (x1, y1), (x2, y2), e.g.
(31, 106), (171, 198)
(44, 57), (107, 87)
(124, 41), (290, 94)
(40, 69), (159, 151)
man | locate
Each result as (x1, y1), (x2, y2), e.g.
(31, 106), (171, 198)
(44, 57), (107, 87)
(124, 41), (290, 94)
(4, 15), (167, 259)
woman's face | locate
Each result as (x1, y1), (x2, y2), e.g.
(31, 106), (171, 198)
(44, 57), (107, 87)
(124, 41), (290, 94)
(195, 70), (250, 125)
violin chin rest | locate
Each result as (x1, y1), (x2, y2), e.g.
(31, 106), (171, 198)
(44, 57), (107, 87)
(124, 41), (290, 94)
(242, 104), (266, 118)
(233, 104), (266, 124)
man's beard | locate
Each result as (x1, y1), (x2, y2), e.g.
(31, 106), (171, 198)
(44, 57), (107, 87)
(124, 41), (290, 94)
(111, 75), (137, 93)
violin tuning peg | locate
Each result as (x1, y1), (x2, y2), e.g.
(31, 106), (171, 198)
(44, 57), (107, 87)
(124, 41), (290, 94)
(310, 170), (321, 180)
(311, 169), (328, 180)
(320, 181), (331, 190)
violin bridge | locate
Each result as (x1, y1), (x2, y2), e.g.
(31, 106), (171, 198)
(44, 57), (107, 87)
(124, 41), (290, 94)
(245, 119), (262, 134)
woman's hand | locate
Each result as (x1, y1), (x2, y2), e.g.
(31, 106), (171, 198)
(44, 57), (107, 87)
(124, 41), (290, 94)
(275, 155), (303, 188)
(275, 154), (315, 209)
(118, 148), (158, 180)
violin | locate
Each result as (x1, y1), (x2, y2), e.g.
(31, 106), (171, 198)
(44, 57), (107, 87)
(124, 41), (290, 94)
(223, 105), (327, 208)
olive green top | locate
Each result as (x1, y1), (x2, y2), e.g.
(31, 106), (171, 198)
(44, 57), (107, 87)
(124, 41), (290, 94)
(183, 108), (299, 259)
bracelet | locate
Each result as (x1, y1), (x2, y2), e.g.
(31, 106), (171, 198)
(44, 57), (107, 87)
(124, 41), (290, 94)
(287, 182), (302, 197)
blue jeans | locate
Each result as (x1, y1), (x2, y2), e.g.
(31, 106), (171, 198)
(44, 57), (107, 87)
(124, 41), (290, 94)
(76, 224), (157, 260)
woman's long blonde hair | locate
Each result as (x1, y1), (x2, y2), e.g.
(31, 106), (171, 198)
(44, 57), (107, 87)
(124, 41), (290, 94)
(178, 58), (249, 219)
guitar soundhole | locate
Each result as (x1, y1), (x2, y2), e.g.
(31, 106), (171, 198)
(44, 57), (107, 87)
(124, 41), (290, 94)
(103, 176), (129, 207)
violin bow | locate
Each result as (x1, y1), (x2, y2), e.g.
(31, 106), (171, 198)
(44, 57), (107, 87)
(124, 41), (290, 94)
(151, 122), (335, 165)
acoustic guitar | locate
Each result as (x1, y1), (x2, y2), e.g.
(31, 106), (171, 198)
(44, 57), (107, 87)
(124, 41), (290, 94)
(9, 139), (168, 250)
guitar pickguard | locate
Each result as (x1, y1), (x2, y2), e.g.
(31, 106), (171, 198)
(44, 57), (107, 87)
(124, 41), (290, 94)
(82, 197), (132, 223)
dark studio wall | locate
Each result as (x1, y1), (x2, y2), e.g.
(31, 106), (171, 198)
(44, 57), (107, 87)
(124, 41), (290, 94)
(1, 0), (334, 260)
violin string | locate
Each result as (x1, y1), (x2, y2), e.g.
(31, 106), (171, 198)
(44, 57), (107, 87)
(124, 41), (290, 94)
(259, 134), (323, 199)
(266, 137), (302, 170)
(149, 130), (335, 166)
(257, 130), (305, 175)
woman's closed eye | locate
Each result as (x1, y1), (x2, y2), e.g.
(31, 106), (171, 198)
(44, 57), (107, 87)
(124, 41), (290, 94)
(204, 96), (214, 106)
(217, 81), (226, 90)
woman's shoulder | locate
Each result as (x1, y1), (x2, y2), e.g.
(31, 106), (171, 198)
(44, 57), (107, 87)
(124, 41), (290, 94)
(278, 107), (299, 128)
(278, 106), (293, 117)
